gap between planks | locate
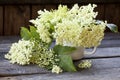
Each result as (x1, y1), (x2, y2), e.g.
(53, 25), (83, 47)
(0, 57), (120, 77)
(1, 47), (120, 60)
(0, 58), (120, 80)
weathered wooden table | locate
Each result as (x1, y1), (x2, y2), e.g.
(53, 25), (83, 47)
(0, 33), (120, 80)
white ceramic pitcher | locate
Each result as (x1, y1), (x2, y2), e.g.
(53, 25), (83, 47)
(70, 47), (97, 60)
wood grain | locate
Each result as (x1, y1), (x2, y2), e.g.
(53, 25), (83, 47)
(104, 33), (120, 40)
(0, 33), (120, 58)
(0, 6), (3, 36)
(0, 58), (120, 78)
(0, 36), (20, 44)
(1, 46), (120, 60)
(0, 60), (50, 76)
(31, 5), (56, 19)
(105, 4), (120, 32)
(0, 0), (120, 4)
(4, 6), (30, 36)
(1, 72), (120, 80)
(95, 4), (105, 20)
(1, 39), (120, 53)
(31, 5), (44, 19)
(84, 47), (120, 58)
(1, 4), (120, 35)
(45, 5), (57, 10)
(0, 33), (120, 79)
(0, 33), (119, 44)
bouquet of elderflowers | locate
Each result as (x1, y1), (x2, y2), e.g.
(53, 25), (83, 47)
(5, 4), (118, 74)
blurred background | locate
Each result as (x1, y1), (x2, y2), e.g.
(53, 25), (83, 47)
(0, 0), (120, 36)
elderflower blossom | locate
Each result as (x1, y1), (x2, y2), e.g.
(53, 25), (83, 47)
(5, 40), (59, 69)
(36, 23), (51, 43)
(52, 65), (63, 74)
(5, 40), (34, 65)
(68, 4), (98, 26)
(54, 20), (106, 47)
(53, 20), (81, 46)
(30, 43), (59, 69)
(50, 5), (68, 24)
(30, 5), (69, 43)
(78, 60), (92, 69)
(30, 11), (53, 43)
(30, 4), (106, 48)
(77, 4), (98, 26)
(53, 4), (106, 48)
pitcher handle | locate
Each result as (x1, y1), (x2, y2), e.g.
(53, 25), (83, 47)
(84, 47), (97, 55)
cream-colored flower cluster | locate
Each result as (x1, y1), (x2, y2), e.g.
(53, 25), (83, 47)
(30, 42), (59, 69)
(30, 5), (68, 43)
(5, 40), (34, 65)
(78, 60), (92, 69)
(30, 4), (106, 48)
(54, 20), (106, 47)
(5, 40), (59, 69)
(52, 65), (63, 74)
(53, 4), (106, 47)
(68, 4), (98, 26)
(36, 23), (51, 43)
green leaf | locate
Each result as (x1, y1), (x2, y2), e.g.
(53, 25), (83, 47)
(53, 45), (76, 55)
(53, 45), (77, 71)
(49, 24), (54, 33)
(20, 27), (31, 40)
(30, 26), (40, 40)
(59, 55), (76, 72)
(106, 24), (119, 33)
(96, 20), (119, 33)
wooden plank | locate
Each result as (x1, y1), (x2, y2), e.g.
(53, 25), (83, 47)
(95, 4), (105, 20)
(85, 47), (120, 58)
(0, 44), (11, 53)
(0, 33), (119, 43)
(1, 72), (120, 80)
(100, 40), (120, 48)
(0, 35), (119, 79)
(0, 35), (120, 79)
(105, 4), (120, 32)
(1, 38), (120, 53)
(0, 33), (119, 59)
(0, 34), (120, 59)
(4, 6), (30, 36)
(0, 58), (120, 78)
(0, 60), (50, 77)
(31, 5), (56, 19)
(31, 5), (44, 19)
(104, 33), (120, 40)
(45, 5), (57, 11)
(0, 33), (119, 46)
(0, 6), (3, 36)
(1, 71), (120, 80)
(0, 52), (6, 60)
(0, 0), (120, 4)
(1, 46), (120, 61)
(0, 36), (20, 44)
